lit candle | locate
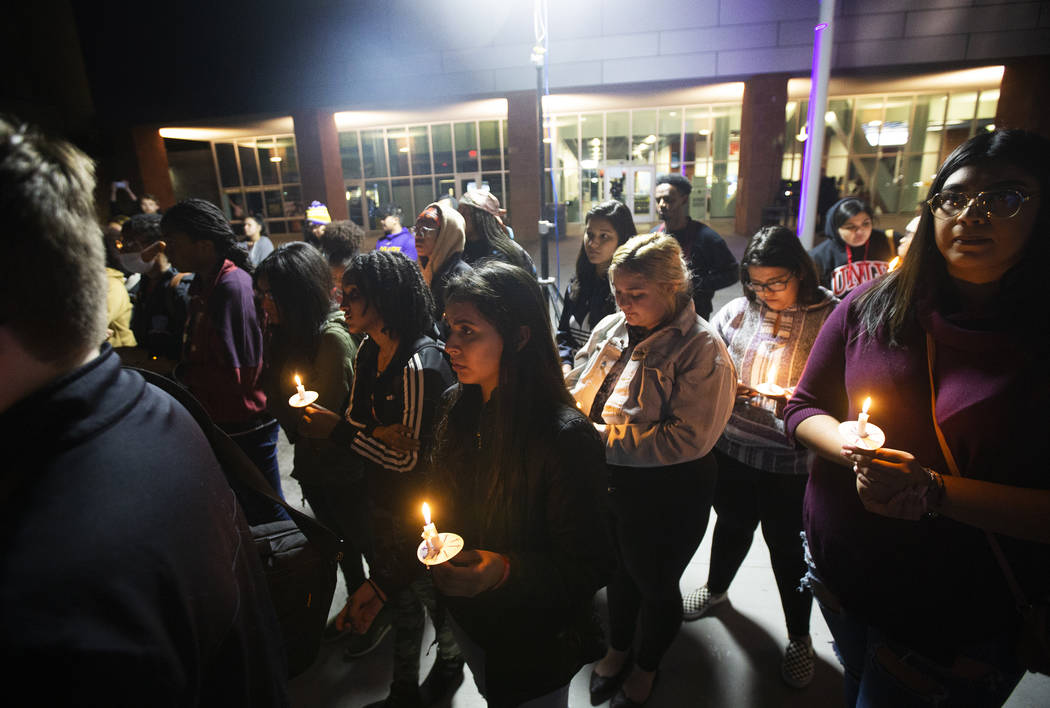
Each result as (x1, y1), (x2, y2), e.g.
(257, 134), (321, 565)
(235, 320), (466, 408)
(754, 362), (785, 398)
(421, 502), (443, 555)
(857, 397), (871, 438)
(887, 256), (901, 271)
(294, 374), (306, 403)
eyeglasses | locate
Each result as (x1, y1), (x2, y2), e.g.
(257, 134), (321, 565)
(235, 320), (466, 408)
(926, 189), (1034, 220)
(746, 274), (795, 293)
(413, 225), (438, 238)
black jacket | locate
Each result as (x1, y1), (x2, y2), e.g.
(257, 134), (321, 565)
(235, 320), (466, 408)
(438, 399), (614, 707)
(659, 219), (738, 321)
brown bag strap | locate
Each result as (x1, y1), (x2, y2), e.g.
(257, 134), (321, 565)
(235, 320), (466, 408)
(926, 332), (1029, 609)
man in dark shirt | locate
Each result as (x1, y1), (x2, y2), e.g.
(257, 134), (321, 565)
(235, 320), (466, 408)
(0, 118), (288, 705)
(654, 173), (738, 320)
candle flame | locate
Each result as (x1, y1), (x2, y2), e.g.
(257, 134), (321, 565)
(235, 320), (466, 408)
(862, 397), (871, 414)
(422, 502), (431, 526)
(888, 256), (900, 271)
(294, 374), (302, 386)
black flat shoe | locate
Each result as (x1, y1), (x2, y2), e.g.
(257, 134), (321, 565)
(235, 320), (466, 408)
(610, 669), (658, 708)
(589, 655), (632, 706)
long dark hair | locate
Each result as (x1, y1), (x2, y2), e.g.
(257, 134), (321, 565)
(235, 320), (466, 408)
(856, 129), (1050, 345)
(569, 200), (636, 301)
(466, 206), (531, 271)
(740, 226), (822, 306)
(341, 250), (434, 343)
(161, 198), (253, 273)
(254, 242), (333, 367)
(432, 262), (574, 541)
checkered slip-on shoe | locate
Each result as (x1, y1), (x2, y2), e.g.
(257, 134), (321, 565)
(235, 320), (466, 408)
(681, 584), (727, 620)
(781, 636), (815, 688)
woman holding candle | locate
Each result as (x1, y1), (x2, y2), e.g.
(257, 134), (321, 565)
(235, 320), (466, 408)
(411, 261), (612, 708)
(680, 226), (838, 688)
(784, 129), (1050, 707)
(567, 233), (735, 707)
(254, 242), (378, 652)
(556, 200), (636, 373)
(298, 250), (463, 706)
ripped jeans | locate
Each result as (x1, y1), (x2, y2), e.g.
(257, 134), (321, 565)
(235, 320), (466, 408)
(801, 533), (1025, 708)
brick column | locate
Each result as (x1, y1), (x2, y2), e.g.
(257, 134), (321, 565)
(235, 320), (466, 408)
(505, 89), (541, 257)
(995, 58), (1050, 140)
(292, 109), (348, 221)
(131, 125), (175, 210)
(735, 74), (788, 239)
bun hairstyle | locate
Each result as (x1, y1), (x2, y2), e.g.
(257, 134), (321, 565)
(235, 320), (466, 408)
(608, 232), (693, 315)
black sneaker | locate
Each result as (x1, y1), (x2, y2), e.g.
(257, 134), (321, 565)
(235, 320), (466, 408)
(420, 656), (465, 705)
(364, 682), (423, 708)
(344, 605), (393, 659)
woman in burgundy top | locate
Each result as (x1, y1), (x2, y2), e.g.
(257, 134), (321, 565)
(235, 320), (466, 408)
(784, 130), (1050, 706)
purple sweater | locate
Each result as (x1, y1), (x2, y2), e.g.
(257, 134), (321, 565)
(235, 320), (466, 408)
(784, 281), (1048, 659)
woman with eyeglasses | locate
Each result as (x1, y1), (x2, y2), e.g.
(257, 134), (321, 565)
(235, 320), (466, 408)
(568, 233), (735, 708)
(681, 226), (838, 689)
(415, 201), (472, 326)
(810, 197), (894, 298)
(557, 200), (636, 374)
(784, 129), (1050, 706)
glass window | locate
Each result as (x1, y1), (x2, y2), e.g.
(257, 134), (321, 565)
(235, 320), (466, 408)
(269, 219), (288, 235)
(391, 179), (412, 217)
(215, 143), (240, 188)
(245, 192), (264, 219)
(412, 176), (434, 216)
(454, 122), (478, 173)
(221, 191), (245, 220)
(606, 112), (629, 162)
(502, 120), (509, 170)
(258, 143), (279, 185)
(436, 176), (457, 201)
(388, 128), (410, 177)
(346, 184), (365, 228)
(976, 89), (998, 132)
(409, 126), (431, 176)
(480, 120), (502, 171)
(264, 190), (284, 220)
(432, 125), (453, 174)
(277, 136), (299, 184)
(481, 173), (505, 214)
(631, 109), (657, 165)
(282, 185), (302, 218)
(554, 114), (579, 172)
(362, 129), (388, 179)
(239, 144), (260, 186)
(657, 109), (683, 172)
(365, 181), (390, 229)
(339, 131), (362, 180)
(684, 106), (712, 171)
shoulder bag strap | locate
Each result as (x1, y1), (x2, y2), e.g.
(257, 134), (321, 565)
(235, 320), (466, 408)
(127, 366), (344, 562)
(925, 333), (1028, 609)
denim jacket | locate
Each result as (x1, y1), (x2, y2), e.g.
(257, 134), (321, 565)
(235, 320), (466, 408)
(566, 300), (736, 467)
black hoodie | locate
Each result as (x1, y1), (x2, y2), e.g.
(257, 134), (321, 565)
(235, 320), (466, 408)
(809, 197), (894, 298)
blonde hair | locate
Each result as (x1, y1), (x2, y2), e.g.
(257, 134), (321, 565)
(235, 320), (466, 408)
(608, 232), (693, 314)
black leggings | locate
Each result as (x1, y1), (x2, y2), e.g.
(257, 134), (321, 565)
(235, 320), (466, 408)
(708, 449), (812, 637)
(606, 455), (717, 671)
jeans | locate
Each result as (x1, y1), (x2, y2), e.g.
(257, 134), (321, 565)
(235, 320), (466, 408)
(708, 450), (812, 637)
(227, 417), (290, 525)
(803, 538), (1025, 707)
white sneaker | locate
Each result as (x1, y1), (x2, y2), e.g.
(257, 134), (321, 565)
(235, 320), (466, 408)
(781, 636), (815, 688)
(681, 584), (727, 620)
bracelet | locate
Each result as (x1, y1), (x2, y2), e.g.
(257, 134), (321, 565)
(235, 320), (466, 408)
(921, 467), (946, 518)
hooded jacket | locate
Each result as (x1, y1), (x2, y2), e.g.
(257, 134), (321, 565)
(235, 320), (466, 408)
(809, 198), (894, 298)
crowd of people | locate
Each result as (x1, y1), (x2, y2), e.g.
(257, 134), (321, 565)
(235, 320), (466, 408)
(2, 114), (1048, 708)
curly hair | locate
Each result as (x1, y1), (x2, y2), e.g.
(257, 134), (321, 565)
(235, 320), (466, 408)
(656, 173), (693, 196)
(320, 219), (365, 268)
(341, 250), (434, 342)
(161, 198), (252, 272)
(254, 242), (334, 366)
(121, 213), (163, 248)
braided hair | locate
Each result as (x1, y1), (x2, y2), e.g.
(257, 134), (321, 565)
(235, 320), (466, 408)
(161, 198), (253, 273)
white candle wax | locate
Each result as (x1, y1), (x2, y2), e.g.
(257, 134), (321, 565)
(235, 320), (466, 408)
(421, 503), (443, 554)
(856, 397), (871, 438)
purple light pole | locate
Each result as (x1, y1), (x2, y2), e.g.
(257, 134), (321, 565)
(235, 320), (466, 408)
(797, 0), (836, 248)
